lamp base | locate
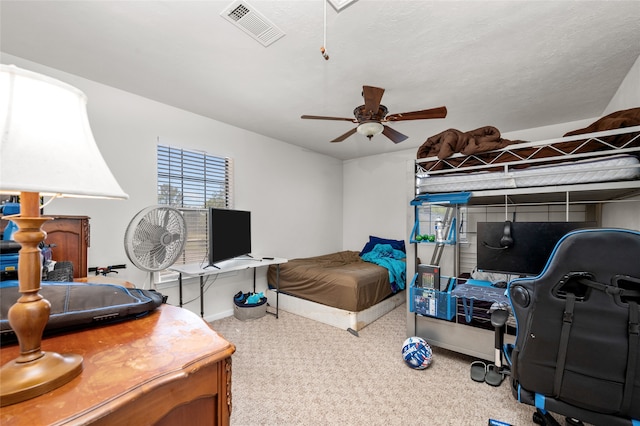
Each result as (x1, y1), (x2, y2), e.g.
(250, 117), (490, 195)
(0, 351), (83, 407)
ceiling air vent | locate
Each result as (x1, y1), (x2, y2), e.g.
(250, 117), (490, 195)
(327, 0), (358, 11)
(220, 1), (285, 47)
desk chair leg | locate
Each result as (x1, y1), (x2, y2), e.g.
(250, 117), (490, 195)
(485, 309), (509, 386)
(491, 309), (509, 368)
(533, 409), (562, 426)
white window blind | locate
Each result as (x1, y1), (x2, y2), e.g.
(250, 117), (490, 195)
(157, 144), (233, 269)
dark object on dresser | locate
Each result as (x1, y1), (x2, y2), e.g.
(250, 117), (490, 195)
(0, 281), (165, 345)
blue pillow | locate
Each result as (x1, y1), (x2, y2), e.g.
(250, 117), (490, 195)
(359, 236), (406, 256)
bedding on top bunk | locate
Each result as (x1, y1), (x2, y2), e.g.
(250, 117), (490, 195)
(416, 107), (640, 172)
(266, 245), (405, 312)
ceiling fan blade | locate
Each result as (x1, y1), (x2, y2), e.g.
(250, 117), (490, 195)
(331, 127), (358, 143)
(382, 125), (409, 144)
(362, 86), (385, 114)
(385, 106), (448, 122)
(301, 115), (355, 122)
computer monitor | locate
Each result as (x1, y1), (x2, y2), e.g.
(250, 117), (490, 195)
(476, 221), (596, 276)
(208, 208), (252, 267)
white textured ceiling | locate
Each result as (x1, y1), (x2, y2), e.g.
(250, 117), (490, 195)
(1, 1), (639, 160)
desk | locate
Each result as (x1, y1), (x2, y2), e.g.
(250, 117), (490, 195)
(170, 257), (288, 318)
(0, 304), (235, 425)
(451, 281), (510, 324)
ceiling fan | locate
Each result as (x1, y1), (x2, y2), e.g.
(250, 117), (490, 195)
(301, 85), (447, 144)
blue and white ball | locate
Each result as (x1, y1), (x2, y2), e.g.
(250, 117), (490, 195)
(402, 336), (433, 369)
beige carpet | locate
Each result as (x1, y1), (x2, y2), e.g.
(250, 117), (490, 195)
(210, 304), (551, 425)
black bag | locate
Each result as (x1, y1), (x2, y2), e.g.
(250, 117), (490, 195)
(0, 281), (165, 345)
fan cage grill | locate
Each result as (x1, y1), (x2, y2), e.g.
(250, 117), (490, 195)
(125, 206), (187, 273)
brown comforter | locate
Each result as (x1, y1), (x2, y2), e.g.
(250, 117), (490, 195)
(417, 107), (640, 171)
(266, 250), (394, 312)
(416, 126), (523, 160)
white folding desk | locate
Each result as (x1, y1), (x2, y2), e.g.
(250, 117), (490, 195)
(169, 257), (288, 318)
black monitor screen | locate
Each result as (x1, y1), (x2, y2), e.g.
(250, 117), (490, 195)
(208, 208), (251, 265)
(476, 221), (596, 276)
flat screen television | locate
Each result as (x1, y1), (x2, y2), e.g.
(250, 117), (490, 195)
(208, 208), (252, 267)
(476, 221), (596, 276)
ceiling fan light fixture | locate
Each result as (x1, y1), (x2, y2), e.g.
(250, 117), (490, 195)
(357, 121), (384, 139)
(302, 85), (446, 144)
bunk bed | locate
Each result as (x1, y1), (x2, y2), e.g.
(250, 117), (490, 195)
(409, 114), (640, 361)
(416, 125), (640, 200)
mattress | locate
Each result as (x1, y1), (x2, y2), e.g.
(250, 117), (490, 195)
(266, 250), (395, 312)
(417, 154), (640, 193)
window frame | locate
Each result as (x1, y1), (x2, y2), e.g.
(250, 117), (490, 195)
(156, 143), (233, 282)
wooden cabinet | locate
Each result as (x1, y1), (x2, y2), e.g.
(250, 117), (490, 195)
(0, 304), (235, 425)
(42, 215), (90, 278)
(1, 215), (89, 278)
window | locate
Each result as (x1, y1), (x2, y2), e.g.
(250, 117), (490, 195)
(157, 144), (233, 270)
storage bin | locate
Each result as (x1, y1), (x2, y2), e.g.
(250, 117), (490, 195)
(233, 292), (267, 321)
(409, 274), (456, 320)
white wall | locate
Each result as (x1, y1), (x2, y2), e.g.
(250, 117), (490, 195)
(3, 54), (344, 321)
(604, 54), (640, 115)
(342, 151), (415, 251)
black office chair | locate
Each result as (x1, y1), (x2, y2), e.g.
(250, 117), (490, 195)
(503, 228), (640, 426)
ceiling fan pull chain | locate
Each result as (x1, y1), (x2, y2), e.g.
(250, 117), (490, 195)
(321, 0), (329, 60)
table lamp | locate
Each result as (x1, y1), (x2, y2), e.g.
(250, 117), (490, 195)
(0, 64), (128, 406)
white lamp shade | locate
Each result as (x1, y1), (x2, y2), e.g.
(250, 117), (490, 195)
(356, 121), (384, 137)
(0, 64), (128, 199)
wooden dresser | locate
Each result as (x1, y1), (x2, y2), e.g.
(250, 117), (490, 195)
(1, 215), (90, 279)
(0, 304), (235, 425)
(42, 215), (90, 279)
